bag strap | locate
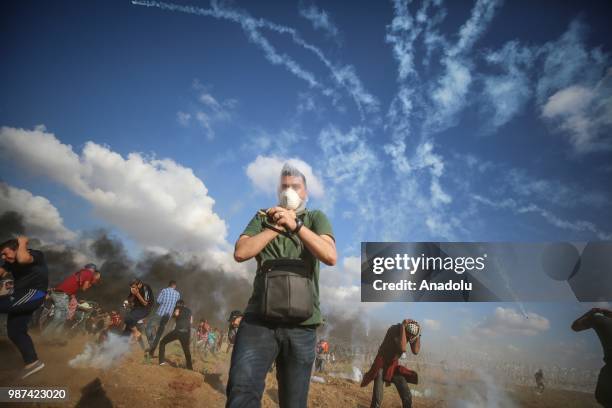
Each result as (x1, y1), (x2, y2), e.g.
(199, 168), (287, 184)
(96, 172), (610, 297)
(260, 216), (301, 248)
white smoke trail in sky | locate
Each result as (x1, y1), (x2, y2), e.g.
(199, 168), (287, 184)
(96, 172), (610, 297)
(489, 251), (529, 319)
(131, 0), (379, 117)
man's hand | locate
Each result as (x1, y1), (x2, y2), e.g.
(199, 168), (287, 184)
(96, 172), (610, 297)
(16, 235), (33, 264)
(402, 319), (421, 341)
(571, 308), (606, 331)
(402, 319), (418, 328)
(17, 236), (29, 247)
(267, 207), (297, 231)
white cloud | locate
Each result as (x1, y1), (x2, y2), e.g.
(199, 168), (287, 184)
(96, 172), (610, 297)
(382, 0), (505, 241)
(176, 111), (191, 126)
(541, 69), (612, 153)
(423, 318), (441, 331)
(477, 18), (611, 144)
(242, 128), (304, 156)
(481, 41), (534, 130)
(427, 0), (502, 130)
(430, 59), (472, 127)
(0, 126), (242, 274)
(245, 155), (325, 199)
(382, 140), (462, 241)
(536, 19), (608, 104)
(385, 0), (448, 80)
(298, 3), (339, 40)
(386, 0), (422, 80)
(0, 183), (76, 242)
(318, 126), (379, 187)
(475, 307), (550, 337)
(414, 142), (451, 206)
(505, 168), (610, 209)
(318, 126), (381, 229)
(542, 85), (595, 117)
(448, 0), (502, 57)
(178, 81), (236, 140)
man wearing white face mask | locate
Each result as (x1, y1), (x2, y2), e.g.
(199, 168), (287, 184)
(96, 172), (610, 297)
(227, 163), (337, 408)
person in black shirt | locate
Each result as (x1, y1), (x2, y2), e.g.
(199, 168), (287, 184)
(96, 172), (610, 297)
(0, 236), (48, 379)
(123, 278), (154, 342)
(572, 307), (612, 407)
(159, 299), (192, 370)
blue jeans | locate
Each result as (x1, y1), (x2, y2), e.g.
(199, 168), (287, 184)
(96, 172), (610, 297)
(146, 313), (170, 353)
(42, 291), (69, 337)
(226, 315), (317, 408)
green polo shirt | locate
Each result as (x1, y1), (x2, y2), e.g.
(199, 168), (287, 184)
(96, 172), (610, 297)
(241, 209), (334, 326)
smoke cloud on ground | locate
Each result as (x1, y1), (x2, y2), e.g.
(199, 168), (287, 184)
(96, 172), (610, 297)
(68, 332), (131, 369)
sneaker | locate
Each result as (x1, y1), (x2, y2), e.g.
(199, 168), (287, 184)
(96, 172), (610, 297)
(21, 361), (45, 379)
(159, 362), (167, 366)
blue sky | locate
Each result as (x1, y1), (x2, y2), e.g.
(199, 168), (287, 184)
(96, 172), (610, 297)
(1, 0), (611, 368)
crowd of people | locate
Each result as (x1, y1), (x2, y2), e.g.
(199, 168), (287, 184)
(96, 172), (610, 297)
(0, 241), (246, 376)
(1, 163), (611, 408)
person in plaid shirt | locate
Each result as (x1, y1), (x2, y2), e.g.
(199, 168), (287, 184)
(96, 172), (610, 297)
(146, 280), (180, 356)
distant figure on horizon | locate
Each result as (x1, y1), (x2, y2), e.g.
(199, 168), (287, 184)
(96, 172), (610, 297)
(535, 368), (545, 394)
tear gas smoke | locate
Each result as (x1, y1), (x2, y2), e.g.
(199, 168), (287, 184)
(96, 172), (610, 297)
(68, 332), (131, 369)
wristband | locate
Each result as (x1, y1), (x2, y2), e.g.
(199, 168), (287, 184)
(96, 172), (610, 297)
(293, 217), (303, 234)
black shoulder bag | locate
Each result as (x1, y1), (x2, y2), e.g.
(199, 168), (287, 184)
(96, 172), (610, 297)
(257, 212), (314, 323)
(259, 258), (314, 323)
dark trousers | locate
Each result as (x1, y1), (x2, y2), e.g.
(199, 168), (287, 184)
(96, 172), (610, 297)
(123, 307), (149, 333)
(0, 289), (45, 364)
(370, 368), (412, 408)
(159, 329), (192, 370)
(596, 364), (612, 408)
(226, 315), (317, 408)
(148, 314), (170, 354)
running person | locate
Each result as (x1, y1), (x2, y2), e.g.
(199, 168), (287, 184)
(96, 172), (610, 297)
(146, 280), (180, 356)
(159, 299), (193, 370)
(43, 263), (100, 338)
(0, 236), (48, 378)
(123, 278), (154, 342)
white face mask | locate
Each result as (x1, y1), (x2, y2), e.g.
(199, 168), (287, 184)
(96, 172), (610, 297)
(278, 187), (306, 212)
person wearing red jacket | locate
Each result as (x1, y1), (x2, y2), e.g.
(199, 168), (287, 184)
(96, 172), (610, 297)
(361, 319), (421, 408)
(43, 263), (100, 338)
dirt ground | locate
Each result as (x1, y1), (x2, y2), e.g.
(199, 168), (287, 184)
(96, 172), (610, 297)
(0, 333), (601, 407)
